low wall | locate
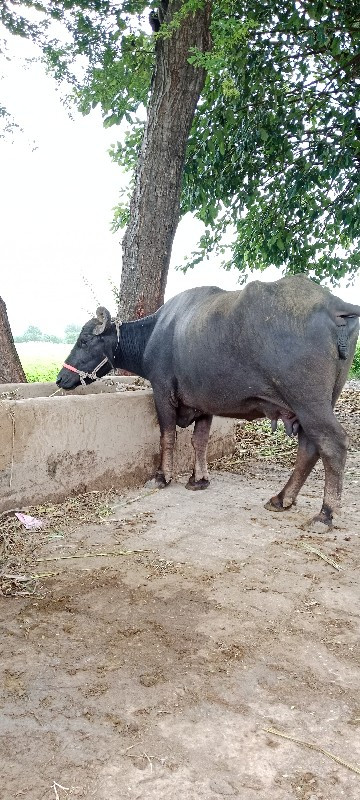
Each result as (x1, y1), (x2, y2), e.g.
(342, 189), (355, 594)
(0, 375), (146, 399)
(0, 383), (235, 512)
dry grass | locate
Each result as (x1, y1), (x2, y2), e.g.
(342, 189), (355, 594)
(212, 383), (360, 475)
(336, 385), (360, 449)
(264, 727), (360, 776)
(212, 419), (298, 474)
(0, 489), (118, 596)
(29, 488), (117, 531)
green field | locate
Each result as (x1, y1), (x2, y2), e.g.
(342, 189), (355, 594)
(15, 340), (360, 383)
(16, 343), (70, 383)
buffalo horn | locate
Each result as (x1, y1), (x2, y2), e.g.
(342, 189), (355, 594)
(94, 306), (112, 335)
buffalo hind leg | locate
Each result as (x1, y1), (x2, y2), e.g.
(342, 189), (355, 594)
(265, 429), (318, 512)
(186, 415), (213, 490)
(306, 414), (348, 528)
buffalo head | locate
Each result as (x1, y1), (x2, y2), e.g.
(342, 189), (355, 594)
(56, 307), (116, 390)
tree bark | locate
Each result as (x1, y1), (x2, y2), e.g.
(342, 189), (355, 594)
(120, 0), (212, 320)
(0, 296), (27, 383)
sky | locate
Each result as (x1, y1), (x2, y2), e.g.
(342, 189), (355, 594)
(1, 33), (359, 337)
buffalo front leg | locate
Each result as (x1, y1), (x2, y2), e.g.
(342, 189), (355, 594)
(153, 393), (177, 489)
(186, 415), (213, 490)
(265, 429), (319, 512)
(155, 429), (176, 488)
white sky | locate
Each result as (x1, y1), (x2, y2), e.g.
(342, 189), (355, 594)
(1, 35), (359, 336)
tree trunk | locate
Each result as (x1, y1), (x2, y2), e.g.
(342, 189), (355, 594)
(0, 296), (27, 383)
(120, 0), (212, 320)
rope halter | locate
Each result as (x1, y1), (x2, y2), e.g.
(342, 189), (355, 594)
(62, 357), (110, 386)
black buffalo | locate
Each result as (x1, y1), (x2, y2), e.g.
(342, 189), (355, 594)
(57, 275), (360, 528)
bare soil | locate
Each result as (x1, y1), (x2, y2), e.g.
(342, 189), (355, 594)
(1, 386), (360, 800)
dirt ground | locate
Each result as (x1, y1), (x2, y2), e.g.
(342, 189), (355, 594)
(1, 386), (360, 800)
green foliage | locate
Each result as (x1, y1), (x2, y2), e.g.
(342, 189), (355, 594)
(350, 341), (360, 378)
(24, 363), (62, 382)
(42, 333), (63, 343)
(15, 326), (44, 342)
(14, 324), (81, 344)
(64, 323), (81, 343)
(0, 104), (20, 138)
(182, 0), (360, 283)
(41, 1), (154, 129)
(2, 0), (360, 283)
(108, 276), (121, 305)
(15, 326), (62, 343)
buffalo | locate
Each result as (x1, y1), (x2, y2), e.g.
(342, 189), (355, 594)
(57, 275), (360, 528)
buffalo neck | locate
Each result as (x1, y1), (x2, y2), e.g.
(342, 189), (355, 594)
(113, 314), (157, 377)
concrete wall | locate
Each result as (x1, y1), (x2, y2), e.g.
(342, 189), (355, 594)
(0, 385), (235, 512)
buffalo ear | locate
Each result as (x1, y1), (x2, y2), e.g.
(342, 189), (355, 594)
(94, 306), (112, 335)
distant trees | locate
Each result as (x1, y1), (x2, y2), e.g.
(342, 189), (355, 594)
(14, 324), (81, 344)
(14, 326), (57, 343)
(64, 324), (82, 344)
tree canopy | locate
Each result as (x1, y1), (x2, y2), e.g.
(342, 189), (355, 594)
(2, 0), (360, 284)
(183, 0), (360, 283)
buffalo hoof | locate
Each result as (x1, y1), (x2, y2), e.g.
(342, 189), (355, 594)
(186, 475), (210, 491)
(264, 495), (294, 512)
(308, 512), (333, 532)
(264, 496), (284, 512)
(154, 472), (170, 489)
